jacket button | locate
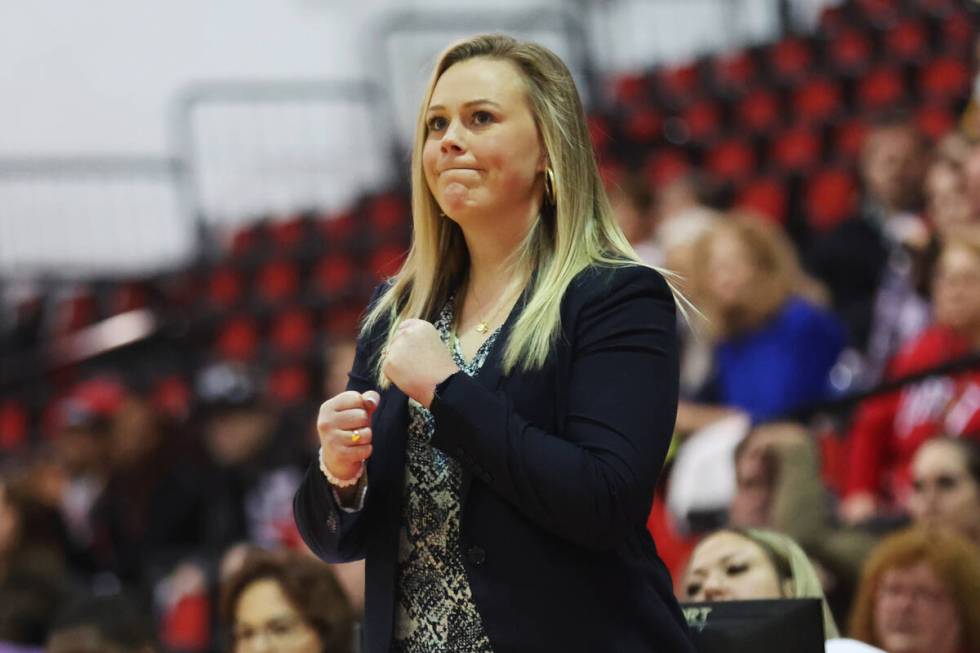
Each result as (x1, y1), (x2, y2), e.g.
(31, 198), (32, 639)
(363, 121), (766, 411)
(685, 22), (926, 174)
(467, 546), (486, 566)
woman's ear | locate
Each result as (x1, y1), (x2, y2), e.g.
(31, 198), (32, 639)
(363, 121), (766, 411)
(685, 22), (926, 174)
(780, 578), (795, 598)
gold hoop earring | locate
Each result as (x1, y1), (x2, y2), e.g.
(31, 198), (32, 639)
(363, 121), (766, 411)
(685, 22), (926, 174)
(544, 168), (557, 206)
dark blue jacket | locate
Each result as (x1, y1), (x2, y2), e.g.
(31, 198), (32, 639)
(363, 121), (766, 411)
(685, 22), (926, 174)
(293, 263), (696, 653)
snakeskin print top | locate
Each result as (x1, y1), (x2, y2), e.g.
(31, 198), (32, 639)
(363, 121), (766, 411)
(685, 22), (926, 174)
(391, 297), (497, 653)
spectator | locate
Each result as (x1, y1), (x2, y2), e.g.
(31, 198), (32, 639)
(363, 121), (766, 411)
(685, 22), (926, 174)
(0, 476), (69, 584)
(907, 438), (980, 547)
(46, 594), (157, 653)
(680, 213), (845, 427)
(842, 228), (980, 523)
(608, 172), (659, 265)
(925, 134), (973, 242)
(220, 549), (354, 653)
(849, 528), (980, 653)
(806, 117), (930, 386)
(681, 527), (884, 651)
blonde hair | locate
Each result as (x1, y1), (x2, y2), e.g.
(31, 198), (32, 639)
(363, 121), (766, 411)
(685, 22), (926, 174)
(362, 34), (679, 383)
(690, 212), (804, 339)
(849, 528), (980, 650)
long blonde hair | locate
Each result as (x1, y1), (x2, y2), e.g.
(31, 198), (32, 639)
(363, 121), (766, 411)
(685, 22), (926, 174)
(363, 34), (677, 383)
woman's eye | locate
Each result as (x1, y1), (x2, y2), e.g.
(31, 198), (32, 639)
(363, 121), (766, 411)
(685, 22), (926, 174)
(936, 475), (959, 491)
(427, 116), (447, 132)
(726, 563), (749, 576)
(472, 110), (494, 125)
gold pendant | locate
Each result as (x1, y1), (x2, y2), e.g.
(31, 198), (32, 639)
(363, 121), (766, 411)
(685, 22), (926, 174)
(475, 321), (489, 334)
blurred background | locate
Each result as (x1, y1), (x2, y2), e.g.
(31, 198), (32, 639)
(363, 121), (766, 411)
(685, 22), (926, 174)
(2, 0), (979, 652)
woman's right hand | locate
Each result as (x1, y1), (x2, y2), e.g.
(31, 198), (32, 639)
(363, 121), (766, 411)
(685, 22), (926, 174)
(317, 390), (380, 484)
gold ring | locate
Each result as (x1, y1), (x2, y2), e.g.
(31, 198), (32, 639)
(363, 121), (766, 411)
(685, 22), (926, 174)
(350, 429), (361, 444)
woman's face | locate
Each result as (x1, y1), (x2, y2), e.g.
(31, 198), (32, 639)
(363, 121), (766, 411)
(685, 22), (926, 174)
(933, 246), (980, 333)
(233, 578), (322, 653)
(925, 162), (972, 240)
(684, 531), (787, 601)
(422, 57), (544, 226)
(908, 441), (980, 541)
(873, 562), (962, 653)
(705, 231), (756, 311)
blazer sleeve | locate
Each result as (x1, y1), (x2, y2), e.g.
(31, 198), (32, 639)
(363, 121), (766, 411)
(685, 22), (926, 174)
(292, 283), (388, 563)
(430, 265), (679, 550)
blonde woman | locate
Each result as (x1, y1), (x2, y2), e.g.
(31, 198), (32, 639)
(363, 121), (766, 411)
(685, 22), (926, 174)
(293, 35), (693, 652)
(683, 528), (884, 653)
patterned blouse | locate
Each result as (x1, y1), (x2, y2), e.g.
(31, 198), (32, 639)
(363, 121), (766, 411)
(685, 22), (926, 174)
(391, 297), (497, 653)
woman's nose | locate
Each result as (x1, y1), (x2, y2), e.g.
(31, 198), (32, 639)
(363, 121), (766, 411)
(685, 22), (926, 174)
(701, 575), (729, 601)
(440, 120), (465, 153)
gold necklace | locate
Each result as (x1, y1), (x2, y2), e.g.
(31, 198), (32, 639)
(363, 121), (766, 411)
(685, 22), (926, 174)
(470, 281), (519, 334)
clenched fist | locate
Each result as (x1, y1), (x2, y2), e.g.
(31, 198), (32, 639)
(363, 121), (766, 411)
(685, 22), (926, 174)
(382, 318), (459, 408)
(317, 390), (380, 484)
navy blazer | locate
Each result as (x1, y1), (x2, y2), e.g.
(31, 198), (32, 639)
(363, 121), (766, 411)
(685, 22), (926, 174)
(293, 263), (696, 653)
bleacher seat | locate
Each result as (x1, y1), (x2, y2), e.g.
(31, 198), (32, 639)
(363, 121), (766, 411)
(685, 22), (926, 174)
(804, 167), (859, 231)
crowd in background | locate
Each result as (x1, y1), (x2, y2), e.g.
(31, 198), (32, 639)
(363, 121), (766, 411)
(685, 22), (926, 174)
(3, 11), (980, 653)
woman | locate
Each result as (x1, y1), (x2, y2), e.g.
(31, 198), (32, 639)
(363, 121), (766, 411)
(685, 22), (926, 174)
(907, 437), (980, 547)
(292, 34), (693, 652)
(842, 228), (980, 522)
(220, 549), (355, 653)
(849, 528), (980, 653)
(683, 528), (883, 652)
(680, 213), (845, 428)
(683, 529), (840, 637)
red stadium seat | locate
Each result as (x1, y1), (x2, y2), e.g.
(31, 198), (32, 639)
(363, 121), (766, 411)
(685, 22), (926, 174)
(656, 63), (701, 107)
(706, 138), (756, 182)
(681, 99), (723, 143)
(269, 308), (315, 357)
(110, 281), (149, 315)
(267, 365), (311, 406)
(711, 50), (757, 94)
(371, 245), (407, 280)
(941, 13), (975, 54)
(312, 253), (356, 297)
(804, 168), (859, 232)
(623, 108), (663, 145)
(736, 176), (788, 224)
(588, 114), (614, 152)
(206, 266), (244, 310)
(833, 119), (869, 162)
(612, 73), (653, 107)
(320, 212), (357, 249)
(827, 30), (874, 75)
(368, 193), (408, 233)
(793, 77), (844, 126)
(735, 88), (782, 134)
(855, 0), (900, 25)
(0, 399), (29, 450)
(770, 126), (823, 174)
(256, 260), (300, 306)
(269, 216), (307, 252)
(856, 66), (906, 112)
(644, 149), (692, 187)
(919, 56), (971, 104)
(884, 18), (930, 63)
(229, 224), (265, 259)
(916, 104), (956, 140)
(768, 38), (813, 84)
(53, 288), (99, 335)
(323, 304), (364, 335)
(151, 375), (191, 421)
(214, 316), (259, 361)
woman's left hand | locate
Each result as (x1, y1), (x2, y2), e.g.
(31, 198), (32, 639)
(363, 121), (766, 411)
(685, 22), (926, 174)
(383, 318), (459, 408)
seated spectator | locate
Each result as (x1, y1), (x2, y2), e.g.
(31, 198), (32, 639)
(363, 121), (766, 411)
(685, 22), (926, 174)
(842, 228), (980, 523)
(608, 172), (659, 265)
(925, 134), (974, 242)
(907, 437), (980, 547)
(46, 594), (157, 653)
(681, 528), (883, 651)
(805, 116), (929, 373)
(679, 214), (846, 427)
(728, 424), (878, 621)
(849, 528), (980, 653)
(0, 476), (69, 584)
(220, 549), (354, 653)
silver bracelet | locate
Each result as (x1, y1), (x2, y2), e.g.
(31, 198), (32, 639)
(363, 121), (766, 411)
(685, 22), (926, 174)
(318, 445), (364, 488)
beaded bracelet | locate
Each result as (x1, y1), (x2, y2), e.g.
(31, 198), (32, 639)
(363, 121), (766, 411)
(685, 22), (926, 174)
(318, 446), (364, 488)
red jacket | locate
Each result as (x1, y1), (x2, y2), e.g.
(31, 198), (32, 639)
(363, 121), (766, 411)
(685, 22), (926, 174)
(845, 324), (980, 506)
